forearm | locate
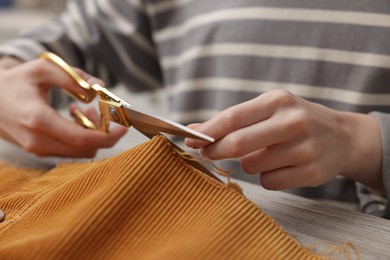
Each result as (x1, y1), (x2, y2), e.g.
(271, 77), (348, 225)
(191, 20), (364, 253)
(336, 111), (384, 192)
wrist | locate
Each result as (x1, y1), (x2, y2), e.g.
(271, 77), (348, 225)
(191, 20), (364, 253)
(0, 56), (24, 70)
(336, 111), (383, 191)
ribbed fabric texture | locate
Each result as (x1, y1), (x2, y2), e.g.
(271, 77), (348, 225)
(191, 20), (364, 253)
(0, 136), (321, 259)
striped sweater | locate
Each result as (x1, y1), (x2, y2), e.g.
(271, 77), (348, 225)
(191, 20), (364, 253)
(1, 0), (390, 217)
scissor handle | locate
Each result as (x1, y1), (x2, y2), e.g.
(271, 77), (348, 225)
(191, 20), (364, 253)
(39, 52), (97, 103)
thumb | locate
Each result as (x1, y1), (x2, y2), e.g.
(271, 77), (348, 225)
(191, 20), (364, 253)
(184, 123), (211, 149)
(187, 123), (201, 129)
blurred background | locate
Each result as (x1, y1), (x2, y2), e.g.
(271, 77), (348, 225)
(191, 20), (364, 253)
(0, 0), (168, 167)
(0, 0), (65, 43)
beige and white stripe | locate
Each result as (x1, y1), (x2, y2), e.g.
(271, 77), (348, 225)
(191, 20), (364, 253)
(168, 78), (390, 106)
(155, 7), (390, 42)
(162, 43), (390, 70)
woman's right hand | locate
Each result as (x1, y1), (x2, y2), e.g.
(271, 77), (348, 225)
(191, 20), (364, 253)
(0, 56), (127, 158)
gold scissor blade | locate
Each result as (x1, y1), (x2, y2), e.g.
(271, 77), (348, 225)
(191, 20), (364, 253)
(122, 105), (215, 142)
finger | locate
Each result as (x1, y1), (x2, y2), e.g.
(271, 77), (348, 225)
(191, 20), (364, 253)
(184, 123), (202, 148)
(27, 105), (128, 150)
(24, 58), (102, 96)
(240, 144), (297, 174)
(240, 142), (304, 174)
(3, 119), (103, 158)
(17, 129), (99, 158)
(187, 123), (201, 129)
(201, 117), (294, 160)
(260, 167), (299, 190)
(260, 166), (315, 190)
(69, 104), (100, 125)
(26, 59), (85, 94)
(54, 123), (128, 150)
(84, 107), (100, 125)
(185, 96), (273, 148)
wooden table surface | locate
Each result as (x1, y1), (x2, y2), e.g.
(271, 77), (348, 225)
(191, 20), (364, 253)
(237, 179), (390, 259)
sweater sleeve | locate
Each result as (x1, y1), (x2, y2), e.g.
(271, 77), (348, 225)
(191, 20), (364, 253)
(0, 0), (162, 92)
(370, 112), (390, 218)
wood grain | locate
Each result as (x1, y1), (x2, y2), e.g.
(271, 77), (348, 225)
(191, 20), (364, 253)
(237, 179), (390, 260)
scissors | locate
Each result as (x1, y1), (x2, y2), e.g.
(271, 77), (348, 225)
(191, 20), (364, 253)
(39, 52), (220, 181)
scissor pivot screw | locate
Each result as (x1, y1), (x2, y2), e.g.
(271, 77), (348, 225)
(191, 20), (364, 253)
(109, 106), (121, 123)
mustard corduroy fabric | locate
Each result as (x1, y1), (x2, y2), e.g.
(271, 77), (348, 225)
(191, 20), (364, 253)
(0, 136), (322, 259)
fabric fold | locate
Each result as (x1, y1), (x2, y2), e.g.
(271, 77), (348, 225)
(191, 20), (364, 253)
(0, 136), (320, 259)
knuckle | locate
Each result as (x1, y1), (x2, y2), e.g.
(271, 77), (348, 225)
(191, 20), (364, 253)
(28, 59), (48, 77)
(22, 137), (45, 156)
(219, 108), (241, 131)
(303, 142), (318, 161)
(266, 90), (296, 108)
(227, 134), (246, 157)
(287, 110), (312, 136)
(23, 105), (47, 131)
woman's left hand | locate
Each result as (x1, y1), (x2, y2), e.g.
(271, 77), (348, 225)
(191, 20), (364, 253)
(185, 90), (383, 191)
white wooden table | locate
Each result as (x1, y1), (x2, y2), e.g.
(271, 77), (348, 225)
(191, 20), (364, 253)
(237, 180), (390, 259)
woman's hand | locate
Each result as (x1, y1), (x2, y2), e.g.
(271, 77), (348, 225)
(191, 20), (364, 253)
(185, 90), (383, 191)
(0, 57), (127, 158)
